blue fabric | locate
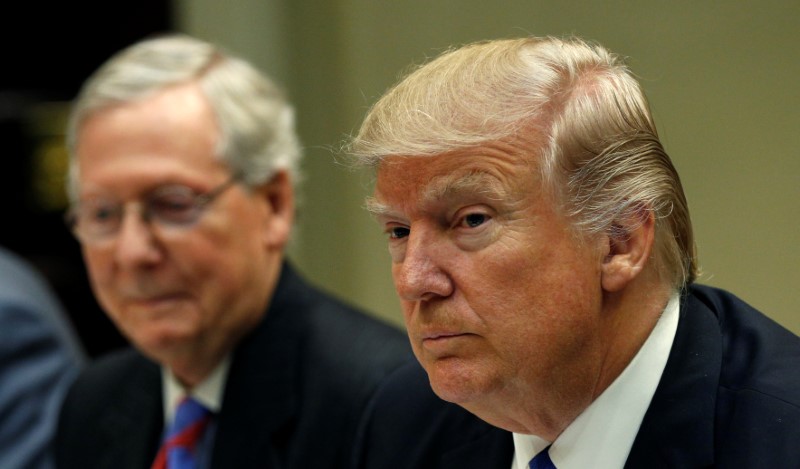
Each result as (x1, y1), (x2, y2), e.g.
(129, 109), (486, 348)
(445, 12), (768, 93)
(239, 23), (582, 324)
(0, 247), (85, 469)
(165, 398), (210, 469)
(529, 446), (555, 469)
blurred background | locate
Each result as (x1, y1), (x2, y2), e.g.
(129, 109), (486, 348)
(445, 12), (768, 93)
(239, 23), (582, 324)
(2, 0), (797, 357)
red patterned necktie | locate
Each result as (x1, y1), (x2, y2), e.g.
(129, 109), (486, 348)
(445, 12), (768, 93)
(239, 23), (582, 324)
(151, 397), (211, 469)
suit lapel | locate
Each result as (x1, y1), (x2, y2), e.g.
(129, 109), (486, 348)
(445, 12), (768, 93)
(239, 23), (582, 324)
(625, 290), (721, 468)
(210, 264), (305, 468)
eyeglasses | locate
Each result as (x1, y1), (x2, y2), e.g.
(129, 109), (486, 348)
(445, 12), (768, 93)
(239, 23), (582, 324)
(66, 175), (241, 245)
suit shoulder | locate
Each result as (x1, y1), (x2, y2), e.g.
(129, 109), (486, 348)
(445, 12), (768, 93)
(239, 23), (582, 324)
(688, 284), (800, 405)
(73, 347), (156, 385)
(268, 265), (413, 403)
(687, 283), (800, 463)
(300, 288), (414, 391)
(57, 348), (161, 468)
(277, 267), (413, 376)
(59, 348), (159, 428)
(307, 294), (410, 363)
(64, 348), (160, 409)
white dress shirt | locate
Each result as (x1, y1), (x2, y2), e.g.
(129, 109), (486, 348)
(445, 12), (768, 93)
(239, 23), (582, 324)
(511, 293), (680, 469)
(162, 355), (231, 422)
(159, 356), (231, 469)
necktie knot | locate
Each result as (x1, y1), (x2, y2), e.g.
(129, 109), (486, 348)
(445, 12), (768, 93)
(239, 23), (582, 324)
(529, 445), (556, 469)
(170, 397), (211, 441)
(151, 397), (211, 469)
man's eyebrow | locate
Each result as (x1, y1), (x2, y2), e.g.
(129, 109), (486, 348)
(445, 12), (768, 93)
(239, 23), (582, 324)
(366, 172), (508, 219)
(364, 197), (393, 217)
(422, 172), (508, 204)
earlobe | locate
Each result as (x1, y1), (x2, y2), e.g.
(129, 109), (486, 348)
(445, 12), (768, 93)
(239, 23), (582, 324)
(258, 171), (294, 250)
(600, 209), (655, 292)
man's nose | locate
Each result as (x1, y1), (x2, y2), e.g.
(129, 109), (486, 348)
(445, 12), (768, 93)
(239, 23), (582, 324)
(393, 229), (453, 302)
(112, 206), (163, 267)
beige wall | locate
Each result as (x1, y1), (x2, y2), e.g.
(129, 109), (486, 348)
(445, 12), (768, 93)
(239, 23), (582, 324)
(175, 0), (799, 333)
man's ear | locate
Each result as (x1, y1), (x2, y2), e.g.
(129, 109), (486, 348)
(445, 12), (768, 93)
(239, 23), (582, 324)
(601, 206), (656, 292)
(256, 170), (294, 250)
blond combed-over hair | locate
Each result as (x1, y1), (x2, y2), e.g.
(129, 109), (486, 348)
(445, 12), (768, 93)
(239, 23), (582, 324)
(350, 36), (698, 288)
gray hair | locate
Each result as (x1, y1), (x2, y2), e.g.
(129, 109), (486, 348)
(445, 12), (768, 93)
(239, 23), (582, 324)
(349, 36), (697, 288)
(67, 33), (301, 201)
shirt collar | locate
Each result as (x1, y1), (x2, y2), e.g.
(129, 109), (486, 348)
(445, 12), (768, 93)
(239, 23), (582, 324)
(162, 355), (231, 423)
(512, 292), (680, 469)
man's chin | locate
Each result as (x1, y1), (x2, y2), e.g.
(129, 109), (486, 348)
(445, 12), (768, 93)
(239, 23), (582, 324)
(127, 326), (197, 362)
(425, 358), (490, 405)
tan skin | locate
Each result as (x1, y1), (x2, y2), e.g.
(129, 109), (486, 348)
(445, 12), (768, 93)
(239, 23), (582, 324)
(75, 83), (294, 387)
(371, 141), (670, 440)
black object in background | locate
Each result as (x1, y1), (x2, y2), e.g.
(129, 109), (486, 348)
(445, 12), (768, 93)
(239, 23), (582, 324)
(0, 1), (174, 358)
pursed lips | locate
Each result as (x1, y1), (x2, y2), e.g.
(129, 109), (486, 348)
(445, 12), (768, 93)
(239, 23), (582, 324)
(124, 293), (189, 309)
(422, 331), (466, 340)
(419, 329), (474, 348)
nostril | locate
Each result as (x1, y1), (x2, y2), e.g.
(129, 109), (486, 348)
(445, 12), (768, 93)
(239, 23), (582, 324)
(394, 255), (453, 302)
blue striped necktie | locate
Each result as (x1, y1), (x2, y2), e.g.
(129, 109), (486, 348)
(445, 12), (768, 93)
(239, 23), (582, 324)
(151, 397), (211, 469)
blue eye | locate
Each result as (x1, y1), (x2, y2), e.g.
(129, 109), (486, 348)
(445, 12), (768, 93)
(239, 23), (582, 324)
(463, 213), (487, 228)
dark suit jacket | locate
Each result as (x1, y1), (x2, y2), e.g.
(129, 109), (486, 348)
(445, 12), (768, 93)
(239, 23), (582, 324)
(354, 285), (800, 468)
(56, 263), (413, 469)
